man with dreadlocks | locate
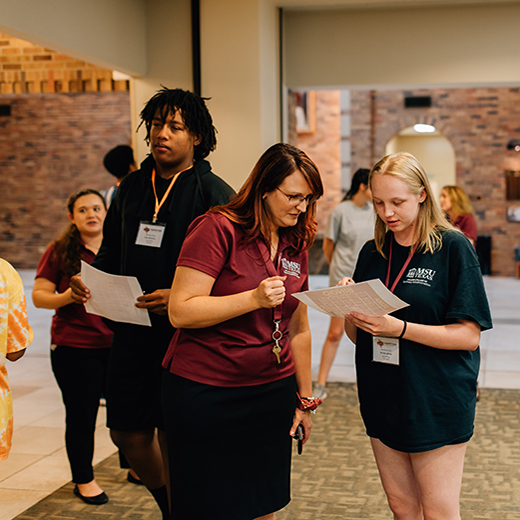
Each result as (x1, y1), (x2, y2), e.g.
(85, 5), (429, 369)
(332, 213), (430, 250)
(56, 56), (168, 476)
(71, 88), (234, 519)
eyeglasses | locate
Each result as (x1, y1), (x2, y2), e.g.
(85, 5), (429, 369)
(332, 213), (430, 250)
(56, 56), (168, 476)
(276, 187), (318, 206)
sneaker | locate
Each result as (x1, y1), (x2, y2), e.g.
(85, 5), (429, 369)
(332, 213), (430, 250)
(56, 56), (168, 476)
(313, 383), (328, 400)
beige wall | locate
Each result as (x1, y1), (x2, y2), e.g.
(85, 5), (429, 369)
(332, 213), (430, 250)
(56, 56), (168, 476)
(386, 135), (456, 200)
(132, 0), (194, 163)
(0, 0), (281, 190)
(3, 0), (520, 191)
(133, 0), (281, 189)
(0, 0), (147, 75)
(200, 0), (280, 189)
(284, 3), (520, 88)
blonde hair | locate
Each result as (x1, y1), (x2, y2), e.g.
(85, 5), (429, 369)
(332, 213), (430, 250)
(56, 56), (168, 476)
(441, 185), (475, 218)
(369, 152), (454, 257)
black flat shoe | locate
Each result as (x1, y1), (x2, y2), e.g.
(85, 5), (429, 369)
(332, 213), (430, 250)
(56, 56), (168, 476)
(127, 471), (144, 485)
(74, 485), (109, 505)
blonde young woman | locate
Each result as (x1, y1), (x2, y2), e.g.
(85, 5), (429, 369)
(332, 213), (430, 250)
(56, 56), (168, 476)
(341, 153), (492, 519)
(439, 185), (477, 247)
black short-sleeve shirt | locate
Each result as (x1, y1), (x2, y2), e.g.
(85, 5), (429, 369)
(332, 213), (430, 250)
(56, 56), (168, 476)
(353, 230), (492, 452)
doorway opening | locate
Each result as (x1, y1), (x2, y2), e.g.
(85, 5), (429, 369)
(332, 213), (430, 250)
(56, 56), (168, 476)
(386, 125), (456, 201)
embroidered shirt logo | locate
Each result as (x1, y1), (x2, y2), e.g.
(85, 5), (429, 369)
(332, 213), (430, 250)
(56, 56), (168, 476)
(403, 267), (436, 287)
(281, 258), (301, 278)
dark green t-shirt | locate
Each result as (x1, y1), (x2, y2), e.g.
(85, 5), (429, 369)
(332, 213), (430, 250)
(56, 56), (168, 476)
(353, 230), (492, 452)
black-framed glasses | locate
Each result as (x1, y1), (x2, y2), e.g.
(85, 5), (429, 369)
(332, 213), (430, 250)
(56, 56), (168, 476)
(276, 187), (318, 206)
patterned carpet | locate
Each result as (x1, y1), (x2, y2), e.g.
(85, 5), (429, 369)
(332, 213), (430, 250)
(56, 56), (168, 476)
(15, 384), (520, 519)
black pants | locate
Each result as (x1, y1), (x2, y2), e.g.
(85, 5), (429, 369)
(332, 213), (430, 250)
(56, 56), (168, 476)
(51, 345), (110, 484)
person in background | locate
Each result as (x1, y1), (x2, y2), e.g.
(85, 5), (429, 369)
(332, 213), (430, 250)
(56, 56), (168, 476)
(32, 189), (112, 505)
(342, 152), (492, 519)
(440, 184), (482, 401)
(102, 145), (137, 207)
(102, 145), (142, 483)
(0, 259), (33, 462)
(439, 185), (477, 247)
(163, 143), (323, 520)
(70, 88), (234, 520)
(314, 168), (373, 400)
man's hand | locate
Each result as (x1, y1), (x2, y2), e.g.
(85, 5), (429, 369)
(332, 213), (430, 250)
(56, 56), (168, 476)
(135, 289), (171, 315)
(70, 274), (90, 303)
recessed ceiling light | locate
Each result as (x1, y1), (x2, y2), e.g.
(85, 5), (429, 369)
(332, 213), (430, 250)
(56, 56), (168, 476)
(414, 124), (436, 133)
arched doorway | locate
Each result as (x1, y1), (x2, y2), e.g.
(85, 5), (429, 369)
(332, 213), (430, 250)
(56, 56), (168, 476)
(386, 125), (455, 201)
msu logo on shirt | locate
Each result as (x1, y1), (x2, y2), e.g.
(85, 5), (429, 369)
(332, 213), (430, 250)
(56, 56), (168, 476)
(281, 258), (301, 278)
(403, 267), (436, 287)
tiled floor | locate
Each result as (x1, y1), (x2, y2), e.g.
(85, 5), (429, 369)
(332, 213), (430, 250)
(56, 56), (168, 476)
(309, 274), (520, 389)
(1, 272), (519, 520)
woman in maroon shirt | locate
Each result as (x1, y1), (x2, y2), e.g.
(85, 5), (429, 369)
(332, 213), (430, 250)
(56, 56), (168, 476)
(440, 185), (477, 247)
(162, 143), (324, 520)
(33, 189), (112, 505)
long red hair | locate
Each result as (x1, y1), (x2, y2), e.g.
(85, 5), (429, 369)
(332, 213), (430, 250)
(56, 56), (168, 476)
(212, 143), (323, 254)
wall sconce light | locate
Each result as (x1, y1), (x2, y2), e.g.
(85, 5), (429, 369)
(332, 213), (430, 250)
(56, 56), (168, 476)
(507, 140), (520, 152)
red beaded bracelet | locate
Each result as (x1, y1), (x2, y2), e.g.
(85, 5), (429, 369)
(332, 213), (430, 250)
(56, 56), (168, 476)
(296, 393), (323, 411)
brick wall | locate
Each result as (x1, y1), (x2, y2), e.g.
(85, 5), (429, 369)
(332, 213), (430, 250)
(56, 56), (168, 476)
(0, 92), (132, 268)
(291, 87), (520, 276)
(296, 90), (341, 236)
(288, 90), (341, 274)
(351, 87), (520, 277)
(0, 33), (128, 93)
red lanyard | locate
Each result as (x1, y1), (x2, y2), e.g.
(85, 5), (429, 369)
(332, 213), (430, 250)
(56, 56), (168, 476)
(151, 165), (193, 223)
(256, 238), (284, 363)
(385, 236), (416, 293)
(256, 239), (283, 321)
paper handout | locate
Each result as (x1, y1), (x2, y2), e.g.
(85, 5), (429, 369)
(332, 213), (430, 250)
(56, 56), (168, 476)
(81, 261), (152, 327)
(292, 279), (408, 318)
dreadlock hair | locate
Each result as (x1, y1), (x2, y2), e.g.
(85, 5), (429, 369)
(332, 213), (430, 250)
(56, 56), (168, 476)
(138, 87), (217, 161)
(342, 168), (370, 201)
(212, 143), (324, 255)
(52, 189), (107, 278)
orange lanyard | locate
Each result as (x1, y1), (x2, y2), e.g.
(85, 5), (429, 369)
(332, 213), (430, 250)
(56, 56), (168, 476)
(385, 236), (416, 293)
(151, 165), (193, 223)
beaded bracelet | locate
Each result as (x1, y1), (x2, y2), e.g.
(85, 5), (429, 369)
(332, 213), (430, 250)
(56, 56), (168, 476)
(296, 392), (323, 412)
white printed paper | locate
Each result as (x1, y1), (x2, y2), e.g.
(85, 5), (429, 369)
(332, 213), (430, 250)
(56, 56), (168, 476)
(292, 279), (408, 318)
(81, 261), (151, 327)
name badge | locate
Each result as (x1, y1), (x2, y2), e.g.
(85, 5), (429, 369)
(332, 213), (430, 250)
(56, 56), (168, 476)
(372, 336), (400, 365)
(135, 221), (166, 248)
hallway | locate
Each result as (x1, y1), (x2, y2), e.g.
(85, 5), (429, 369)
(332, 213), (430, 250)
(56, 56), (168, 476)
(1, 273), (519, 519)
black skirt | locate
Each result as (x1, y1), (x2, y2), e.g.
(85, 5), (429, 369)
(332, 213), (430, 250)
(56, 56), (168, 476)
(162, 371), (298, 520)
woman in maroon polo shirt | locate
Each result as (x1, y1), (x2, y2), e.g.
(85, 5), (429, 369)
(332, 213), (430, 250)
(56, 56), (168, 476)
(33, 189), (112, 505)
(439, 185), (477, 247)
(162, 143), (324, 520)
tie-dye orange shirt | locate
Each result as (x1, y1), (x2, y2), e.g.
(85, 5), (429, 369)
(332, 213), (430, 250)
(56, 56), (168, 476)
(0, 259), (33, 461)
